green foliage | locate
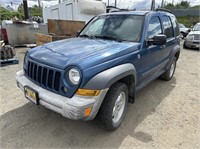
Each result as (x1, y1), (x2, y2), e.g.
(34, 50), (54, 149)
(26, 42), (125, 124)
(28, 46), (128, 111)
(0, 6), (24, 21)
(177, 16), (200, 27)
(0, 3), (42, 21)
(30, 5), (42, 17)
(164, 0), (190, 9)
(176, 1), (190, 9)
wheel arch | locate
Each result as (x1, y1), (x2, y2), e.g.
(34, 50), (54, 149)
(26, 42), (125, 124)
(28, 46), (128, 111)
(83, 63), (137, 103)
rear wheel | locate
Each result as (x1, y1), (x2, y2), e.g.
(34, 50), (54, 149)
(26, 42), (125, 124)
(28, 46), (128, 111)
(97, 82), (128, 131)
(160, 57), (177, 81)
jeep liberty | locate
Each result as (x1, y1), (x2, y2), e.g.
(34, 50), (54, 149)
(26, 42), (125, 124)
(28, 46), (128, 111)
(16, 10), (180, 130)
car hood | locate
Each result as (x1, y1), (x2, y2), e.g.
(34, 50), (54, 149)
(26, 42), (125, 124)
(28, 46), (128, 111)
(180, 28), (189, 32)
(188, 30), (200, 35)
(28, 38), (140, 70)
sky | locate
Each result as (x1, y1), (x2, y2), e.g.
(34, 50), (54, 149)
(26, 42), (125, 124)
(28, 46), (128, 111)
(0, 0), (199, 10)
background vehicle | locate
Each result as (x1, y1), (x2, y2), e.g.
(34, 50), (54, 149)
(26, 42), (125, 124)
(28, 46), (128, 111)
(179, 23), (190, 39)
(16, 10), (180, 130)
(43, 0), (106, 23)
(184, 22), (200, 49)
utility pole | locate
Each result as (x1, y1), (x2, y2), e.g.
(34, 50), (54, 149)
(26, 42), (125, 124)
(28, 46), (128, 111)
(161, 0), (164, 8)
(38, 0), (41, 9)
(151, 0), (155, 10)
(115, 0), (117, 7)
(23, 0), (29, 20)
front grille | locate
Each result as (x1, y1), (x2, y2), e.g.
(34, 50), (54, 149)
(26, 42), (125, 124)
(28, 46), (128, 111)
(26, 60), (61, 92)
(194, 34), (200, 40)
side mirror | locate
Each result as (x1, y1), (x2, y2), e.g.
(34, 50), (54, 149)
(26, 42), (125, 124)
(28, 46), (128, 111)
(188, 29), (191, 32)
(148, 34), (167, 46)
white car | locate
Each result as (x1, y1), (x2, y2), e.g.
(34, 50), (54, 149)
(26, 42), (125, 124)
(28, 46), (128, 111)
(184, 22), (200, 49)
(179, 23), (190, 39)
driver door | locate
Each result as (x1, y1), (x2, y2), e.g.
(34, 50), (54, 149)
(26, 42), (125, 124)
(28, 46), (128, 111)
(139, 15), (165, 85)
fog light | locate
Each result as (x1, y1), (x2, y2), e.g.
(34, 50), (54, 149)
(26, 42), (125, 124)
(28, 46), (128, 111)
(85, 107), (92, 116)
(61, 87), (68, 93)
(76, 89), (100, 96)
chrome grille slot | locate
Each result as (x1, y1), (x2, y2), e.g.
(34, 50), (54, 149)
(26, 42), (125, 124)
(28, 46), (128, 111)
(25, 60), (61, 93)
(194, 34), (200, 40)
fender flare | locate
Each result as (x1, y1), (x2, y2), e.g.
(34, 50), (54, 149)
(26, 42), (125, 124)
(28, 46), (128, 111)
(166, 44), (180, 69)
(83, 63), (137, 90)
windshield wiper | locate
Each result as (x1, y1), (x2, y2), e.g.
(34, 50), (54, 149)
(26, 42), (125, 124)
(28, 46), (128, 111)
(93, 35), (122, 42)
(79, 34), (90, 38)
(79, 34), (97, 39)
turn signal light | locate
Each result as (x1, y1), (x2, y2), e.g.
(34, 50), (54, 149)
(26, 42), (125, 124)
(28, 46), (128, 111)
(85, 107), (92, 116)
(76, 89), (100, 96)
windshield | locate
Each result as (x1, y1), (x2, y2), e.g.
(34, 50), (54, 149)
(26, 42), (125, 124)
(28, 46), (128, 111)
(79, 15), (144, 42)
(193, 23), (200, 31)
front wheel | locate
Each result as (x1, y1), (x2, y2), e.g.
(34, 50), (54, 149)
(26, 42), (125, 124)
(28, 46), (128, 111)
(97, 82), (128, 131)
(160, 57), (177, 81)
(183, 41), (188, 49)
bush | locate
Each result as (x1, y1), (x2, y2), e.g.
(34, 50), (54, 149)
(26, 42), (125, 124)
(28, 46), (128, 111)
(177, 16), (200, 27)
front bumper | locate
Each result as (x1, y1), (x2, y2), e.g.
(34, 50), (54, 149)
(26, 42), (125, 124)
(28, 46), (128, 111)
(16, 70), (108, 121)
(185, 39), (200, 48)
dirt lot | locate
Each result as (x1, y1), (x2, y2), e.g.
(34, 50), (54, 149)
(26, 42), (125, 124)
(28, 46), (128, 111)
(0, 42), (199, 149)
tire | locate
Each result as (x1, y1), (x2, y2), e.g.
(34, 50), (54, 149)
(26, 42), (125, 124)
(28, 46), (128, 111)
(97, 82), (128, 131)
(160, 57), (177, 81)
(183, 41), (187, 49)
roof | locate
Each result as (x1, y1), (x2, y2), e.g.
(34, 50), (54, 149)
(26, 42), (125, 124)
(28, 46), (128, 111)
(101, 11), (150, 16)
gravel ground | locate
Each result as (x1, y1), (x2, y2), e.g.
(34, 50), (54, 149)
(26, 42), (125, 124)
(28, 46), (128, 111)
(0, 42), (200, 149)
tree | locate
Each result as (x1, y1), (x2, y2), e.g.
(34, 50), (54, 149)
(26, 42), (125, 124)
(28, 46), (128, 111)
(30, 5), (42, 17)
(163, 3), (175, 9)
(0, 6), (24, 21)
(176, 1), (190, 9)
(164, 0), (190, 9)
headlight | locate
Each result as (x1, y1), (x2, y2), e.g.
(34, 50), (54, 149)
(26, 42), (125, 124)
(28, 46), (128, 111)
(24, 52), (28, 65)
(23, 52), (28, 72)
(186, 34), (194, 40)
(68, 68), (81, 85)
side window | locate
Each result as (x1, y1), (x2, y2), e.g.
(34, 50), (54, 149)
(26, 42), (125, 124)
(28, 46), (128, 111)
(171, 16), (180, 37)
(162, 16), (174, 38)
(148, 16), (162, 39)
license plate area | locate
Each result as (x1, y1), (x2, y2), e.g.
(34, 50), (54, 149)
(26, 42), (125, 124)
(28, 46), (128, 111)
(24, 86), (39, 105)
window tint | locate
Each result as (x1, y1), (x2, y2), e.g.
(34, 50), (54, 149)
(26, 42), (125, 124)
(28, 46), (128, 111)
(162, 16), (174, 38)
(148, 16), (162, 39)
(171, 16), (180, 37)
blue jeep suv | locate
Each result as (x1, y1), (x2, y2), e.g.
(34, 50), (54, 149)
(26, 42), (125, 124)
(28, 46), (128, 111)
(16, 10), (180, 130)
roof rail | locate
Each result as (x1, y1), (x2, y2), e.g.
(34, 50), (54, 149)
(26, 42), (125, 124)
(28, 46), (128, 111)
(155, 8), (172, 13)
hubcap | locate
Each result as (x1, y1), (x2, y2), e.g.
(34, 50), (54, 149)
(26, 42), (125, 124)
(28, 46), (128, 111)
(170, 60), (175, 77)
(112, 92), (126, 124)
